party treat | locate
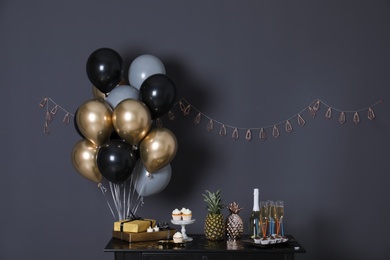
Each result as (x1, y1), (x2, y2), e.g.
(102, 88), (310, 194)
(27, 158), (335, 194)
(173, 232), (184, 243)
(182, 208), (192, 221)
(147, 226), (154, 233)
(172, 208), (182, 220)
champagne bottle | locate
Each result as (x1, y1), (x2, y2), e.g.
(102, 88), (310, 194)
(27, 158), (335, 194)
(249, 188), (260, 239)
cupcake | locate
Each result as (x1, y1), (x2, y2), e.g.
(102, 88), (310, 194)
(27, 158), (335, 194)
(182, 208), (192, 221)
(172, 208), (182, 220)
(173, 232), (184, 243)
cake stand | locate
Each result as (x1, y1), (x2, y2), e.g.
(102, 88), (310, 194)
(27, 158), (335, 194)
(171, 219), (195, 241)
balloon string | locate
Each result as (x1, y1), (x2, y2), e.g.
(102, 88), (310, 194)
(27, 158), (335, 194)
(115, 183), (123, 220)
(126, 174), (134, 218)
(98, 183), (116, 220)
(133, 196), (144, 216)
(131, 169), (141, 213)
(122, 182), (126, 221)
(109, 182), (121, 220)
(132, 179), (147, 215)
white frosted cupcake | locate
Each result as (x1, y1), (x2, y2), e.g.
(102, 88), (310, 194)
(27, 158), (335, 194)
(173, 232), (183, 243)
(182, 208), (192, 221)
(172, 208), (182, 220)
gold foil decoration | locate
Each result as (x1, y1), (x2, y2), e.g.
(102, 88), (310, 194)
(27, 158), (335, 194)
(179, 101), (186, 111)
(232, 128), (239, 140)
(312, 99), (321, 111)
(353, 112), (360, 125)
(259, 128), (267, 141)
(183, 105), (191, 116)
(285, 120), (293, 133)
(156, 118), (163, 128)
(219, 125), (227, 136)
(272, 125), (280, 138)
(325, 107), (332, 119)
(368, 108), (375, 120)
(308, 106), (316, 118)
(168, 111), (175, 121)
(63, 113), (70, 125)
(206, 119), (214, 131)
(194, 113), (201, 124)
(39, 97), (48, 108)
(43, 121), (50, 135)
(45, 111), (52, 123)
(50, 105), (58, 115)
(297, 114), (306, 126)
(338, 112), (346, 124)
(245, 129), (252, 141)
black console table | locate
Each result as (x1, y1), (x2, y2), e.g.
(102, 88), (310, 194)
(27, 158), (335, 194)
(104, 234), (306, 260)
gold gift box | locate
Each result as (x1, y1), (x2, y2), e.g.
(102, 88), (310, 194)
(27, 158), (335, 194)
(112, 229), (175, 243)
(114, 219), (156, 233)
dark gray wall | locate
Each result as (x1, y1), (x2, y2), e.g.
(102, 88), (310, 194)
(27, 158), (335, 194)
(1, 1), (389, 259)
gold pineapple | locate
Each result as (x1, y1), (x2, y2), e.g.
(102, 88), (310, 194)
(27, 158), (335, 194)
(203, 189), (225, 241)
(225, 202), (244, 240)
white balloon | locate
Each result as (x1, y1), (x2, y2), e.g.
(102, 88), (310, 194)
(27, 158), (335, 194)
(133, 160), (171, 197)
(128, 54), (166, 90)
(105, 85), (139, 108)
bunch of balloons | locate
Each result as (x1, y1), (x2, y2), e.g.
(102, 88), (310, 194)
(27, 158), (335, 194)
(71, 48), (178, 205)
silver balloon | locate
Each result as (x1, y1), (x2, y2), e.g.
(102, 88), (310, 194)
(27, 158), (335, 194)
(105, 85), (140, 108)
(128, 54), (166, 90)
(133, 159), (172, 197)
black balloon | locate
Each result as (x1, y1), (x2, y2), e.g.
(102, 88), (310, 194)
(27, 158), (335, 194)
(109, 130), (122, 141)
(97, 140), (136, 183)
(140, 74), (177, 119)
(86, 48), (123, 94)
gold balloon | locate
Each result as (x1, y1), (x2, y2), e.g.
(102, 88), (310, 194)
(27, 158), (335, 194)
(140, 127), (178, 173)
(92, 86), (106, 100)
(112, 99), (152, 145)
(76, 99), (113, 146)
(71, 139), (102, 183)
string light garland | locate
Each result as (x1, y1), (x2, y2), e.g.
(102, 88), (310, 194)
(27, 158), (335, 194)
(39, 96), (382, 141)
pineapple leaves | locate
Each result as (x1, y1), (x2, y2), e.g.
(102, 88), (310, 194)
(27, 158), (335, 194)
(202, 189), (224, 215)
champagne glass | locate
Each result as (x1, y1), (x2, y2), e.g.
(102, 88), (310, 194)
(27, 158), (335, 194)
(267, 200), (275, 236)
(259, 201), (268, 238)
(275, 201), (284, 237)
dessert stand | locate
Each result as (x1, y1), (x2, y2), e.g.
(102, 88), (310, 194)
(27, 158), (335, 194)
(170, 219), (195, 241)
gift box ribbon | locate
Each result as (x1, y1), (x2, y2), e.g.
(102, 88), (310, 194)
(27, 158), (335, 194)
(119, 214), (154, 232)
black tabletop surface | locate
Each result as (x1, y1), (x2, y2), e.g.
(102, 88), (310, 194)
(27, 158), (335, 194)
(104, 234), (306, 254)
